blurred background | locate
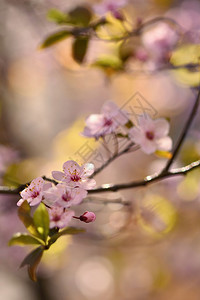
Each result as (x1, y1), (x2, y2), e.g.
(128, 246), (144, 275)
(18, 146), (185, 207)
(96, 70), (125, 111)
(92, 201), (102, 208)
(1, 0), (200, 299)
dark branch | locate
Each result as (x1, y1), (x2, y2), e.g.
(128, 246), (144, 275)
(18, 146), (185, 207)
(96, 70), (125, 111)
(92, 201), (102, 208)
(88, 159), (200, 194)
(163, 88), (200, 172)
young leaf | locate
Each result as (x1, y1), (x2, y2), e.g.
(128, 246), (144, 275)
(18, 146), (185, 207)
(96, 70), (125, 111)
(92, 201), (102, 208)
(33, 203), (49, 243)
(20, 247), (44, 282)
(92, 55), (124, 76)
(72, 37), (90, 64)
(8, 233), (42, 246)
(47, 9), (69, 24)
(18, 201), (39, 237)
(40, 30), (71, 49)
(48, 227), (85, 247)
(68, 6), (92, 27)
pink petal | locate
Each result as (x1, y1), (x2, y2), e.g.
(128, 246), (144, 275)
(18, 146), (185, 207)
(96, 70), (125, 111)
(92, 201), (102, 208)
(157, 136), (173, 151)
(154, 119), (170, 138)
(52, 171), (65, 181)
(81, 163), (95, 177)
(63, 160), (81, 175)
(141, 140), (157, 154)
(17, 198), (24, 207)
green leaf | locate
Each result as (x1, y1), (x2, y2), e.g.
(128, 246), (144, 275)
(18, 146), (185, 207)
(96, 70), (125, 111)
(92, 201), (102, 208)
(48, 227), (85, 247)
(33, 203), (49, 242)
(20, 247), (43, 282)
(68, 6), (92, 27)
(8, 233), (42, 246)
(92, 56), (124, 75)
(40, 30), (71, 49)
(72, 37), (90, 63)
(47, 9), (69, 24)
(18, 201), (39, 237)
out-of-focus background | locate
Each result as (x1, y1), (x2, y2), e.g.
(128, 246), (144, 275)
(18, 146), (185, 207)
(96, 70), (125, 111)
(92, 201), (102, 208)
(1, 0), (200, 299)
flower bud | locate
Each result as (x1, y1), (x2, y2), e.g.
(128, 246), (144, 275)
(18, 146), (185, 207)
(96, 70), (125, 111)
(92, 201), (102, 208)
(79, 211), (96, 223)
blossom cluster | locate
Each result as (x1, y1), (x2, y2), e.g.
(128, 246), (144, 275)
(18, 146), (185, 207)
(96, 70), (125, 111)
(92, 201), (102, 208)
(82, 101), (172, 155)
(17, 160), (96, 228)
(16, 101), (172, 231)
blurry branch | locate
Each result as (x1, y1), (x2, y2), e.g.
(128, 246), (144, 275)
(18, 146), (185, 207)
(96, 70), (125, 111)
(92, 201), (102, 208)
(93, 16), (183, 42)
(83, 196), (130, 206)
(90, 141), (135, 178)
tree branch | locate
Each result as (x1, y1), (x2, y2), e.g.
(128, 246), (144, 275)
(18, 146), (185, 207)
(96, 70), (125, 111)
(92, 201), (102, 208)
(88, 159), (200, 194)
(1, 160), (199, 196)
(163, 88), (200, 172)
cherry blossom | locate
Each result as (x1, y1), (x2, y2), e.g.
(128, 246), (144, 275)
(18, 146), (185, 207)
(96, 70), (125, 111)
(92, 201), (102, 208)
(139, 23), (179, 68)
(129, 114), (172, 154)
(49, 207), (74, 229)
(43, 184), (88, 208)
(52, 160), (96, 189)
(82, 101), (128, 139)
(79, 211), (96, 223)
(17, 177), (52, 207)
(93, 0), (127, 18)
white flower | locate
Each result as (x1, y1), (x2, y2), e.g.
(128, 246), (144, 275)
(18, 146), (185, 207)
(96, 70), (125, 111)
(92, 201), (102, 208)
(129, 114), (172, 154)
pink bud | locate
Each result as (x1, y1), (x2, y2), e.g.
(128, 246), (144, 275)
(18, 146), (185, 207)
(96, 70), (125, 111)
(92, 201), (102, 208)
(79, 211), (96, 223)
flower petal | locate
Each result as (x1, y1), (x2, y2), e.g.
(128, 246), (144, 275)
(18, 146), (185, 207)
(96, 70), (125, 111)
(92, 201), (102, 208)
(52, 171), (65, 181)
(157, 136), (173, 151)
(154, 119), (170, 138)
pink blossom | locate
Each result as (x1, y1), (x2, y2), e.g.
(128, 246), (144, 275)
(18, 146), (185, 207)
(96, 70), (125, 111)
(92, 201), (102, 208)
(52, 160), (96, 189)
(17, 177), (52, 207)
(82, 101), (128, 139)
(43, 183), (87, 208)
(140, 23), (179, 68)
(49, 207), (74, 229)
(129, 115), (172, 154)
(79, 211), (96, 223)
(94, 0), (127, 18)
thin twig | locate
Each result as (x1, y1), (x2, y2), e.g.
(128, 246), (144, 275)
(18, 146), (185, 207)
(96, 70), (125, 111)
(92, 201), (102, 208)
(90, 141), (135, 178)
(163, 88), (200, 172)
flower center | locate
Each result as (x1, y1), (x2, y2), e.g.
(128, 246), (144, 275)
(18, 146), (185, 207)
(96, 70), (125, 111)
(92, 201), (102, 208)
(32, 191), (40, 198)
(71, 174), (81, 182)
(62, 192), (71, 202)
(146, 131), (154, 140)
(104, 118), (113, 127)
(52, 214), (61, 222)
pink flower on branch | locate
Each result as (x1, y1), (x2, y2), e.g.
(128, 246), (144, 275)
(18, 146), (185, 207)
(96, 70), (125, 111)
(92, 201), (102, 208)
(129, 115), (172, 154)
(43, 184), (88, 208)
(17, 177), (52, 207)
(94, 0), (128, 18)
(82, 101), (128, 139)
(52, 160), (96, 189)
(49, 207), (74, 229)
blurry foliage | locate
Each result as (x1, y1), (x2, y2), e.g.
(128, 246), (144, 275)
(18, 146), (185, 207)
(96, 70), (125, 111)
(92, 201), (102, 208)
(139, 195), (177, 237)
(170, 44), (200, 86)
